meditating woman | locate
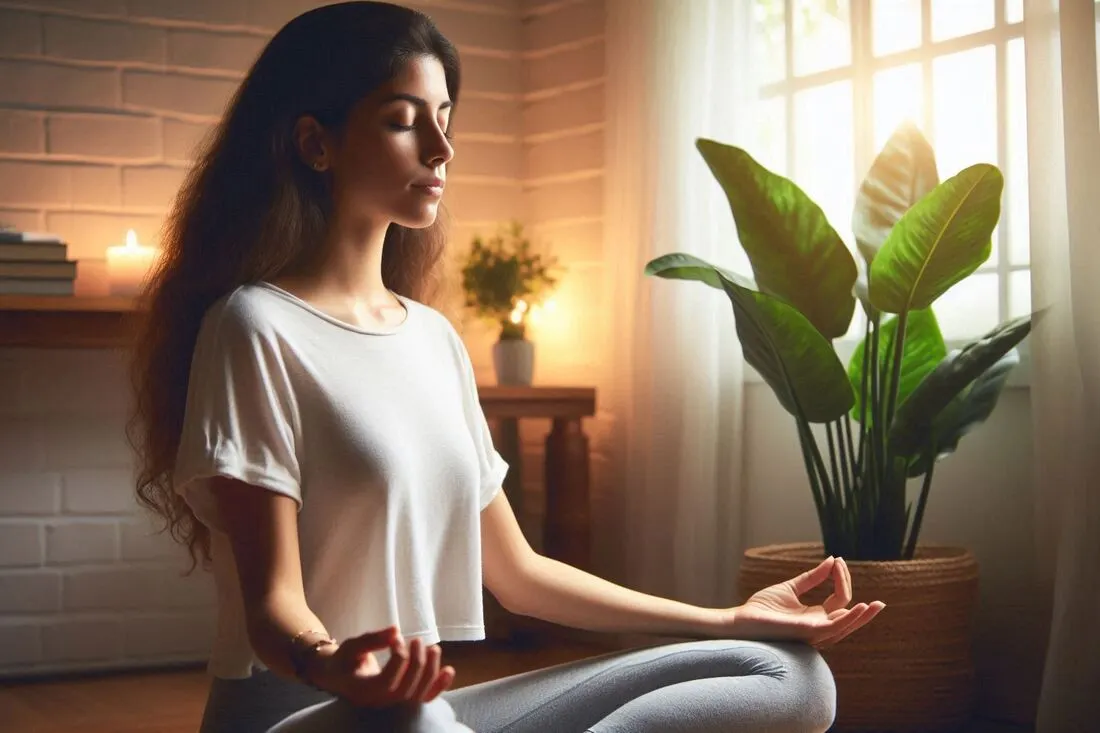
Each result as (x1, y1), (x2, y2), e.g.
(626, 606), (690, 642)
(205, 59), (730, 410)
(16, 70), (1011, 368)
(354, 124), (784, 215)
(128, 3), (884, 731)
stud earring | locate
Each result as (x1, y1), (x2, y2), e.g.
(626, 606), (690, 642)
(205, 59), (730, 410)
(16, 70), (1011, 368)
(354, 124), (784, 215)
(312, 161), (324, 171)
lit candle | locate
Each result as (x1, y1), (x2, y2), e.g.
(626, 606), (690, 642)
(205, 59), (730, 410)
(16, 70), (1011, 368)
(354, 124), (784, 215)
(106, 229), (158, 296)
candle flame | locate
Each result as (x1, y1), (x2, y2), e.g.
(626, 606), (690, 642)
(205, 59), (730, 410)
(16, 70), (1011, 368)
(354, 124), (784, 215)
(125, 229), (139, 249)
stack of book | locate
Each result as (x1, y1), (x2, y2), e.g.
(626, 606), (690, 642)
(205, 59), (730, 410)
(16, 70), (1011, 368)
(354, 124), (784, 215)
(0, 227), (77, 296)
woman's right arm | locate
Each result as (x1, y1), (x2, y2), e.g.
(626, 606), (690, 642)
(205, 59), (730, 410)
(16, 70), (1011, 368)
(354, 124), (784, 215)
(209, 476), (456, 703)
(210, 475), (338, 683)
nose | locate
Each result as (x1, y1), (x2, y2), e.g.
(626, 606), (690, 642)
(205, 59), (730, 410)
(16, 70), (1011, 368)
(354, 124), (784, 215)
(423, 124), (454, 169)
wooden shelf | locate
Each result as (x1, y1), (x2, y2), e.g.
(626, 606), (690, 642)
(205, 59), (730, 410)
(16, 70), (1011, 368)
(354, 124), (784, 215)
(0, 302), (595, 428)
(478, 385), (595, 419)
(0, 295), (139, 348)
(0, 295), (136, 312)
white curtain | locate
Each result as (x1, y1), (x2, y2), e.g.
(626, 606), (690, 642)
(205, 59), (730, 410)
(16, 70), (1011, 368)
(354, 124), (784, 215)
(1024, 0), (1100, 729)
(602, 0), (757, 609)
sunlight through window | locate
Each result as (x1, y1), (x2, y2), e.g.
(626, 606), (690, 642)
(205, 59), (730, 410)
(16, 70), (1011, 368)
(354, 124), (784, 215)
(753, 0), (1032, 342)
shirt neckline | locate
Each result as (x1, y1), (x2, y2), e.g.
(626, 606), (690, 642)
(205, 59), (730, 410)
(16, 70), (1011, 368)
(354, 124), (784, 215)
(255, 281), (414, 336)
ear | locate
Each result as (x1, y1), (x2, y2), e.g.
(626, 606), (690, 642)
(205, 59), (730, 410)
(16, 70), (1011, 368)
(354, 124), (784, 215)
(294, 115), (331, 172)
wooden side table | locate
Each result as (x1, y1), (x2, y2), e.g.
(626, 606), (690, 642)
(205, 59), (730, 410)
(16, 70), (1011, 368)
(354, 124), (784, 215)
(478, 385), (596, 571)
(476, 385), (598, 646)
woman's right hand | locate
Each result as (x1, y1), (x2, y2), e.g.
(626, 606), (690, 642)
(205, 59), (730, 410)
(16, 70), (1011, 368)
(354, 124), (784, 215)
(309, 625), (457, 708)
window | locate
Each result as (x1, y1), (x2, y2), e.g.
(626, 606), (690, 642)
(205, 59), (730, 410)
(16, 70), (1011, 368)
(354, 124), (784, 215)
(750, 0), (1031, 343)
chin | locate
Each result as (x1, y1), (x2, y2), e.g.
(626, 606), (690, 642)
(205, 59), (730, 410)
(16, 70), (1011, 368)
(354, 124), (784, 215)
(394, 202), (442, 230)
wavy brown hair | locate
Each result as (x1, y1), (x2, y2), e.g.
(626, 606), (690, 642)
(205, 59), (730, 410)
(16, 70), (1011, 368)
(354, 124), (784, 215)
(126, 2), (461, 574)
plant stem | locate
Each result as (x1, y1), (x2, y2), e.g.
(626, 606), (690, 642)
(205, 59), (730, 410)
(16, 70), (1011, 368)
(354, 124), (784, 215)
(842, 415), (857, 486)
(837, 420), (853, 506)
(904, 447), (937, 560)
(795, 418), (827, 533)
(826, 421), (843, 507)
(869, 320), (885, 488)
(800, 420), (835, 515)
(864, 420), (877, 524)
(856, 317), (871, 470)
(885, 312), (909, 429)
(835, 420), (858, 542)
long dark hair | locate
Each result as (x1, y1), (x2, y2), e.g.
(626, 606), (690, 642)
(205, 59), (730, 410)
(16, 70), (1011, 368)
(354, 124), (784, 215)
(128, 2), (461, 574)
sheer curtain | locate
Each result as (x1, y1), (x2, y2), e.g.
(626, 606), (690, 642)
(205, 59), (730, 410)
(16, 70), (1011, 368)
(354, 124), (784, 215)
(1024, 0), (1100, 728)
(601, 0), (756, 608)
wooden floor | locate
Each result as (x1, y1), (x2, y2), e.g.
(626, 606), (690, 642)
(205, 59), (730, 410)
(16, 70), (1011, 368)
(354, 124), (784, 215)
(1, 639), (1034, 733)
(0, 639), (612, 733)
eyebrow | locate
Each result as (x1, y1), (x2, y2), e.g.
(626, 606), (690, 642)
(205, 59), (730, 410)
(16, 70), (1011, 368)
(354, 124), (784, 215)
(382, 93), (453, 110)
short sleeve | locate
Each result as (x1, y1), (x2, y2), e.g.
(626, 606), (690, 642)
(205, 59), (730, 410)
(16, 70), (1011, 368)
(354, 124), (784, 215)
(451, 329), (509, 511)
(172, 295), (302, 532)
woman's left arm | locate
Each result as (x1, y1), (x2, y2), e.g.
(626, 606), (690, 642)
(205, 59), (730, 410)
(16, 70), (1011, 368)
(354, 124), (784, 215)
(480, 489), (724, 638)
(480, 490), (883, 646)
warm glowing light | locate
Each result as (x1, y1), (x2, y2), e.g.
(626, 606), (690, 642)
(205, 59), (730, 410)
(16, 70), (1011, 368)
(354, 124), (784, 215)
(509, 299), (528, 325)
(107, 229), (158, 296)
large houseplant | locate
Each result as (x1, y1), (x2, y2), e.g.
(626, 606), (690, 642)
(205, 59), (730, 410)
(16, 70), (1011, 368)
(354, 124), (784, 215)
(461, 220), (562, 386)
(645, 123), (1033, 731)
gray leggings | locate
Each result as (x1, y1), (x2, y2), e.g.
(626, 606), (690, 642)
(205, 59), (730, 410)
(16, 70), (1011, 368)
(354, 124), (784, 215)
(199, 639), (837, 733)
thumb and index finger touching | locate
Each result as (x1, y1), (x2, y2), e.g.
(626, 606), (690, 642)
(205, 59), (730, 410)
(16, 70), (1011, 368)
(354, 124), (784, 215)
(791, 555), (840, 596)
(792, 556), (859, 612)
(792, 556), (888, 626)
(342, 624), (405, 658)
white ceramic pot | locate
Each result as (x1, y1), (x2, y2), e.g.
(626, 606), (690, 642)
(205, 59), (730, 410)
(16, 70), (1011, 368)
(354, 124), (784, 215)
(492, 338), (534, 385)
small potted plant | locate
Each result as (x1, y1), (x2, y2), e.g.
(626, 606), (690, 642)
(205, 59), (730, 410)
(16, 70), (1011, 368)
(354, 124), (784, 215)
(644, 122), (1034, 732)
(460, 221), (562, 386)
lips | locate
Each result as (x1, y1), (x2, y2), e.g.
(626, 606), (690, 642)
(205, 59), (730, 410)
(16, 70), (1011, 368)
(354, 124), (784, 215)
(412, 178), (445, 197)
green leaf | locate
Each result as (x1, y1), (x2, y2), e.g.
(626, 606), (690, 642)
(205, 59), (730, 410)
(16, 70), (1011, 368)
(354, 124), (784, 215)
(643, 252), (749, 291)
(718, 276), (854, 423)
(906, 350), (1020, 476)
(890, 315), (1032, 455)
(848, 308), (946, 422)
(853, 122), (939, 266)
(869, 164), (1003, 314)
(646, 253), (854, 422)
(696, 138), (857, 339)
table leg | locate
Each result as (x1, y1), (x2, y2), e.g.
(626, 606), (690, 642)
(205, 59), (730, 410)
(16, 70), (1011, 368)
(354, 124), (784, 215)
(496, 417), (524, 527)
(543, 416), (590, 571)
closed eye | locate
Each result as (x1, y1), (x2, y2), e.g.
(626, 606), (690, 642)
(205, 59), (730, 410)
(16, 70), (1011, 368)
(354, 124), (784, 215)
(388, 121), (454, 141)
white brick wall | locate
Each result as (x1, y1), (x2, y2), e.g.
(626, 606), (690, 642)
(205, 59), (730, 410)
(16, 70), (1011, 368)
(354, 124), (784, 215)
(0, 348), (220, 678)
(0, 0), (528, 264)
(0, 0), (562, 679)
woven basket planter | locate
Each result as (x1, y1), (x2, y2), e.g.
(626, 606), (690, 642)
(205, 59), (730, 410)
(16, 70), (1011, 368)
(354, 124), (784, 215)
(738, 542), (979, 733)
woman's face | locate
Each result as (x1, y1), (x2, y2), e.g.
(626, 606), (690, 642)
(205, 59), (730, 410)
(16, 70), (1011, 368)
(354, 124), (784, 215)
(314, 55), (455, 229)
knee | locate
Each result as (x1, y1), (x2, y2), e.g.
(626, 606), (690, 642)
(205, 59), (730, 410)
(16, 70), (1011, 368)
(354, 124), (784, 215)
(779, 643), (837, 733)
(380, 698), (477, 733)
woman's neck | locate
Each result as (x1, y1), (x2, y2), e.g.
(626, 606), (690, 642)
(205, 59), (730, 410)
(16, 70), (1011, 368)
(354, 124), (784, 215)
(268, 215), (406, 326)
(282, 216), (393, 302)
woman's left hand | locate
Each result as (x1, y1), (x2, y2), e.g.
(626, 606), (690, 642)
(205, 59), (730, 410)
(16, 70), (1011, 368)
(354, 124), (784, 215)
(721, 556), (885, 648)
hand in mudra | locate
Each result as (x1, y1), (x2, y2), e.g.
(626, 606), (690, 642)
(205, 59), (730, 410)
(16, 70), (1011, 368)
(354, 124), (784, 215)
(314, 625), (456, 709)
(728, 556), (885, 648)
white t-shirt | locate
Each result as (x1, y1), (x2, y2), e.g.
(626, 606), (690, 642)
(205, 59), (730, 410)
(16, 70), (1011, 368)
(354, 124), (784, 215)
(172, 281), (509, 679)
